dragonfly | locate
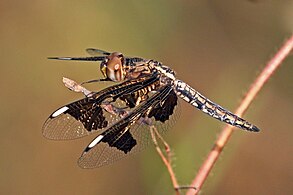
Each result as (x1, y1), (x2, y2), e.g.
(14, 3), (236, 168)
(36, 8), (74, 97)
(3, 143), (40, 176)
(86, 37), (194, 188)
(43, 48), (260, 168)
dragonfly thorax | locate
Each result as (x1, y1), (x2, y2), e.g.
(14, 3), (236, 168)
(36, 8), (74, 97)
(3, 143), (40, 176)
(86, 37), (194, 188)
(148, 61), (176, 81)
(101, 52), (126, 82)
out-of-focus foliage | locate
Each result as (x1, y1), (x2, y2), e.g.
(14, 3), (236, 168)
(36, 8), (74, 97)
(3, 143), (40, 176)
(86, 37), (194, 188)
(0, 0), (292, 194)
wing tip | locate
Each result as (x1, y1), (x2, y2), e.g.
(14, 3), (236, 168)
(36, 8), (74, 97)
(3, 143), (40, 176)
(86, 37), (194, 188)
(86, 48), (111, 55)
(48, 57), (72, 60)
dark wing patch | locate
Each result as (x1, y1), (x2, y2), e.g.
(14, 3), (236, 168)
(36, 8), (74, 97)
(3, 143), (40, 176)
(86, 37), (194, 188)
(148, 89), (178, 122)
(102, 126), (137, 154)
(65, 98), (108, 131)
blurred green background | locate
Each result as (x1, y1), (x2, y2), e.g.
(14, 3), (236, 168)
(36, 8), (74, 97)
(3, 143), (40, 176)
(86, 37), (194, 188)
(1, 0), (292, 194)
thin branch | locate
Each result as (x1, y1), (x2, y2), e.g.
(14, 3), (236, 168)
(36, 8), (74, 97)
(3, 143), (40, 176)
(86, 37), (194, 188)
(150, 126), (180, 195)
(152, 126), (172, 163)
(186, 35), (293, 195)
(150, 127), (198, 194)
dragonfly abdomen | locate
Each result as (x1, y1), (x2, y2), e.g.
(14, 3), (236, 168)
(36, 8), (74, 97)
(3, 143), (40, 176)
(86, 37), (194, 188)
(174, 80), (259, 132)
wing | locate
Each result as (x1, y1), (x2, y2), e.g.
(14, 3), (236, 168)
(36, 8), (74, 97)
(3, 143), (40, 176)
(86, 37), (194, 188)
(78, 85), (179, 168)
(49, 48), (145, 64)
(47, 48), (110, 61)
(86, 48), (111, 56)
(42, 74), (160, 140)
(86, 47), (145, 64)
(48, 56), (105, 61)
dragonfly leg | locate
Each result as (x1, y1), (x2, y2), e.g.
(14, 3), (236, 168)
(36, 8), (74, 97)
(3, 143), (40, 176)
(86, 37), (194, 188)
(101, 101), (129, 118)
(137, 116), (152, 125)
(80, 78), (110, 85)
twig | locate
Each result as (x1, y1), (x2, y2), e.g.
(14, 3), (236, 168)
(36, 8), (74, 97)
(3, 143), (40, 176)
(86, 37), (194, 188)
(186, 35), (293, 195)
(150, 126), (180, 195)
(152, 126), (172, 162)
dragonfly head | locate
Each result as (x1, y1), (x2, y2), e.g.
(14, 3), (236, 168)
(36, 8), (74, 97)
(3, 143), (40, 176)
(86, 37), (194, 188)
(100, 52), (126, 82)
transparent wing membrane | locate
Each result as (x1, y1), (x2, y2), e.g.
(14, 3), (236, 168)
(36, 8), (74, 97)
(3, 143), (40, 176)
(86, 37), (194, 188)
(86, 48), (111, 56)
(43, 75), (161, 140)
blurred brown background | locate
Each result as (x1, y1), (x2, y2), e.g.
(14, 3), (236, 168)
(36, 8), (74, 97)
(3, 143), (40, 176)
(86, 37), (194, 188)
(0, 0), (292, 194)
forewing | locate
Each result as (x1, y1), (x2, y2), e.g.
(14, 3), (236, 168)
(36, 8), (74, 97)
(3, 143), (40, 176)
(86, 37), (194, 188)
(48, 56), (105, 61)
(78, 86), (180, 168)
(43, 75), (160, 140)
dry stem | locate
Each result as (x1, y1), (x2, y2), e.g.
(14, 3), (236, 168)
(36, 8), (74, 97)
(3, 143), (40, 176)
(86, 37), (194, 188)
(150, 126), (181, 195)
